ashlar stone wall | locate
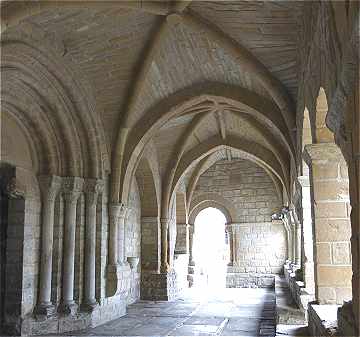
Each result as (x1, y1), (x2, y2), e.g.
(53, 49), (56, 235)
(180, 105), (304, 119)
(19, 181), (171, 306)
(193, 159), (286, 276)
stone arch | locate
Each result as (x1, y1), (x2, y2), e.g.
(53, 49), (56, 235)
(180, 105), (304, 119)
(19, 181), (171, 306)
(1, 31), (108, 178)
(169, 136), (289, 215)
(119, 84), (295, 205)
(188, 193), (236, 225)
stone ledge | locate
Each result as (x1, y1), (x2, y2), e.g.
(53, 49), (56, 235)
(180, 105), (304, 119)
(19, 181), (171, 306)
(21, 295), (127, 335)
(283, 262), (315, 316)
(308, 303), (339, 336)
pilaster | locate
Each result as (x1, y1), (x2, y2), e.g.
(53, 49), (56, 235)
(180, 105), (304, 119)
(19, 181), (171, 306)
(304, 143), (352, 304)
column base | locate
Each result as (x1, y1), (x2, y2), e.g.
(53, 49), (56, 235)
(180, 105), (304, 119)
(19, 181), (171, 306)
(80, 300), (98, 312)
(58, 301), (78, 316)
(141, 270), (178, 301)
(106, 263), (131, 297)
(33, 302), (56, 317)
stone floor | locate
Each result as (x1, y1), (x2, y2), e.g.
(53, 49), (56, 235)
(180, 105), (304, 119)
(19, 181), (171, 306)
(57, 288), (277, 336)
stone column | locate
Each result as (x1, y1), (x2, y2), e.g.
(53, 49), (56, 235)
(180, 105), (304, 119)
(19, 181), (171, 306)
(108, 203), (120, 266)
(118, 204), (128, 265)
(225, 224), (234, 266)
(298, 175), (315, 293)
(304, 143), (352, 304)
(59, 177), (83, 315)
(107, 203), (131, 297)
(141, 216), (161, 272)
(187, 224), (195, 287)
(34, 175), (61, 316)
(82, 179), (102, 311)
(188, 224), (195, 267)
(175, 223), (189, 254)
(160, 218), (169, 273)
(290, 210), (302, 267)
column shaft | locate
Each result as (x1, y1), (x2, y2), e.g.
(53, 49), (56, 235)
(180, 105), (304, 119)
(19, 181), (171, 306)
(188, 224), (194, 266)
(82, 179), (102, 310)
(298, 175), (315, 293)
(118, 205), (128, 265)
(108, 203), (120, 265)
(226, 224), (234, 266)
(160, 218), (169, 272)
(60, 177), (83, 314)
(35, 176), (61, 315)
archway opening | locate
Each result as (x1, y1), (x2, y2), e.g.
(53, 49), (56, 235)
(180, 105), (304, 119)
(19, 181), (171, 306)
(192, 207), (229, 291)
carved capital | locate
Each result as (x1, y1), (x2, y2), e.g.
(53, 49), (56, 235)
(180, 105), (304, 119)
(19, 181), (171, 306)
(38, 175), (62, 203)
(109, 203), (121, 224)
(62, 177), (83, 204)
(303, 143), (344, 165)
(160, 218), (170, 228)
(62, 177), (84, 193)
(84, 179), (104, 205)
(225, 224), (233, 233)
(297, 175), (310, 188)
(118, 203), (129, 219)
(5, 177), (25, 199)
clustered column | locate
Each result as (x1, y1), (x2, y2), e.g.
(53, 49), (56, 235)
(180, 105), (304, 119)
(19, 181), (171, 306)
(35, 176), (103, 316)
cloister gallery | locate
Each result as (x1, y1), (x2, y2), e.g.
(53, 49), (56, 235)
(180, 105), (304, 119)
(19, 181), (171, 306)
(0, 1), (359, 336)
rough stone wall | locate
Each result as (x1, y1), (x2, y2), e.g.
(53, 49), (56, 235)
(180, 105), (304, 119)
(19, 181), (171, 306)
(193, 159), (285, 272)
(125, 179), (141, 304)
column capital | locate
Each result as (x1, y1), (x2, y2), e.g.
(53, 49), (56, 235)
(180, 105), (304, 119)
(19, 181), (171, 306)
(62, 176), (84, 193)
(84, 178), (104, 194)
(303, 143), (344, 165)
(225, 224), (233, 232)
(118, 203), (129, 219)
(62, 177), (84, 204)
(297, 175), (310, 187)
(160, 217), (170, 225)
(38, 175), (62, 202)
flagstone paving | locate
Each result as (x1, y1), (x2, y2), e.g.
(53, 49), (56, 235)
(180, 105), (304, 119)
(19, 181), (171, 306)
(56, 288), (277, 336)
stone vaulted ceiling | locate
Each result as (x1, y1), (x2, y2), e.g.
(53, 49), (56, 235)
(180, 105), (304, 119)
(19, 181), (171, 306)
(1, 0), (304, 215)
